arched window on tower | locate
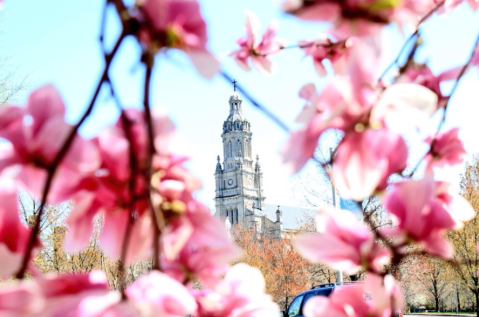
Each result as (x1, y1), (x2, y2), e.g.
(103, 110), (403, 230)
(228, 141), (232, 157)
(235, 209), (239, 224)
(226, 210), (229, 218)
(230, 210), (234, 225)
(237, 140), (242, 156)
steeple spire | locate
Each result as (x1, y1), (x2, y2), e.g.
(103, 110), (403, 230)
(232, 79), (237, 92)
(215, 155), (223, 173)
(255, 155), (261, 172)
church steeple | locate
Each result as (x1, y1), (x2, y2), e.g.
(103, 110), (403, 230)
(214, 81), (265, 226)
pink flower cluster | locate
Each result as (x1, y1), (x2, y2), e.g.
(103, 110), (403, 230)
(305, 275), (403, 317)
(295, 208), (390, 274)
(0, 266), (278, 317)
(135, 0), (219, 78)
(230, 10), (285, 74)
(0, 84), (277, 316)
(281, 0), (434, 37)
(1, 0), (477, 316)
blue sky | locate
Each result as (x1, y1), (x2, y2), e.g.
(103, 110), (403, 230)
(1, 0), (479, 210)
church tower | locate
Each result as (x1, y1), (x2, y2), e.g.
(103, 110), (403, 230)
(214, 88), (265, 227)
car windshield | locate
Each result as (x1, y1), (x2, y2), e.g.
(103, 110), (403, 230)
(302, 289), (333, 307)
(287, 295), (304, 317)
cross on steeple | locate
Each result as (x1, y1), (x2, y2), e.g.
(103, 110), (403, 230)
(232, 79), (237, 92)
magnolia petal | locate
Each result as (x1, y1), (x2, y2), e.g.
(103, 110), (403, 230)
(423, 233), (454, 259)
(244, 9), (260, 47)
(251, 56), (276, 74)
(187, 50), (220, 79)
(448, 195), (475, 229)
(26, 84), (66, 136)
(64, 193), (97, 253)
(372, 83), (438, 132)
(0, 244), (23, 279)
(294, 233), (362, 273)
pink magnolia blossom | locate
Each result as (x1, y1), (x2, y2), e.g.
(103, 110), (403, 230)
(383, 176), (474, 258)
(396, 63), (448, 108)
(0, 271), (109, 316)
(76, 271), (197, 317)
(64, 108), (178, 262)
(281, 77), (374, 173)
(0, 85), (100, 204)
(425, 127), (466, 167)
(282, 0), (431, 37)
(332, 128), (408, 201)
(281, 38), (381, 173)
(92, 270), (197, 317)
(0, 179), (36, 279)
(161, 194), (242, 287)
(230, 10), (285, 74)
(294, 208), (390, 274)
(304, 274), (403, 317)
(300, 37), (355, 76)
(194, 263), (279, 317)
(370, 83), (439, 133)
(137, 0), (219, 78)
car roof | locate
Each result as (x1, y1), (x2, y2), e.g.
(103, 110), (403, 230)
(295, 283), (337, 297)
(294, 282), (364, 297)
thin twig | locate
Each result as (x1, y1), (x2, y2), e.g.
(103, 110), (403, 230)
(99, 0), (109, 53)
(437, 29), (479, 131)
(258, 39), (348, 57)
(404, 28), (479, 178)
(15, 33), (126, 279)
(378, 0), (445, 81)
(117, 109), (138, 298)
(220, 70), (290, 132)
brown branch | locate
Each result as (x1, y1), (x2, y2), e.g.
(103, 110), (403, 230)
(118, 109), (138, 298)
(141, 54), (161, 271)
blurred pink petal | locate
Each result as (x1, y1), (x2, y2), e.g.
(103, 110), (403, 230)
(0, 271), (109, 316)
(383, 176), (472, 257)
(0, 179), (36, 278)
(26, 84), (65, 136)
(304, 274), (403, 317)
(194, 263), (279, 317)
(138, 0), (218, 78)
(295, 208), (390, 273)
(126, 271), (197, 316)
(371, 83), (439, 133)
(332, 129), (408, 201)
(426, 127), (466, 167)
(230, 10), (284, 73)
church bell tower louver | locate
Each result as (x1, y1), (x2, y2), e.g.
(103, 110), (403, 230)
(214, 84), (265, 227)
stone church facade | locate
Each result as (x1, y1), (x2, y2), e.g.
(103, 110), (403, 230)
(214, 89), (284, 238)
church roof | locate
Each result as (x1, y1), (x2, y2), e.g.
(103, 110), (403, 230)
(229, 91), (242, 102)
(258, 204), (317, 230)
(226, 112), (246, 122)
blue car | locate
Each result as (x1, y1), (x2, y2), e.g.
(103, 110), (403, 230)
(281, 283), (336, 317)
(280, 282), (402, 317)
